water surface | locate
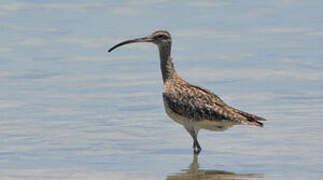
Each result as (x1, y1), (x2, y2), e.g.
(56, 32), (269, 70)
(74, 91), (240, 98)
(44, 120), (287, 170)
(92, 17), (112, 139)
(1, 0), (323, 179)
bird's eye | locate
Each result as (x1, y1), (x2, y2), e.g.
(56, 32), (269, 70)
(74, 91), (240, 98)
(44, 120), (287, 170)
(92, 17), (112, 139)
(157, 35), (165, 39)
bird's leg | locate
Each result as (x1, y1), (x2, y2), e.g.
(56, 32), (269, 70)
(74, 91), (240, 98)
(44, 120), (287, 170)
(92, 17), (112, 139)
(193, 137), (201, 154)
(183, 120), (202, 154)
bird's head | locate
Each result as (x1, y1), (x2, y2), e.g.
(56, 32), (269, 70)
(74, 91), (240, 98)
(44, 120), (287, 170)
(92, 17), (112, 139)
(108, 30), (172, 52)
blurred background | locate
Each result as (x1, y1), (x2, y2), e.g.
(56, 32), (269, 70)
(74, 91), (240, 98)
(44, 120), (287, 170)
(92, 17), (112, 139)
(0, 0), (322, 179)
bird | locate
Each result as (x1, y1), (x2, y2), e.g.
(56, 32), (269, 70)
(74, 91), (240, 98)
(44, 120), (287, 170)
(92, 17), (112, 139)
(108, 30), (266, 154)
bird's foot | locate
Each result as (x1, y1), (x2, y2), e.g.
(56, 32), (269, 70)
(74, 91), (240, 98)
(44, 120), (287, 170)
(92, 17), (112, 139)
(193, 141), (202, 154)
(193, 147), (201, 154)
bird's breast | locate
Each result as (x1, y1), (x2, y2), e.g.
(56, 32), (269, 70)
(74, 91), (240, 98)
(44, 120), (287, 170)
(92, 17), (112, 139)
(162, 96), (186, 125)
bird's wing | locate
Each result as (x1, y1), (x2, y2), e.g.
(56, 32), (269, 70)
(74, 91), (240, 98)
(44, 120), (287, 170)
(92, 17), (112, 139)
(231, 108), (266, 121)
(163, 83), (263, 126)
(190, 84), (265, 126)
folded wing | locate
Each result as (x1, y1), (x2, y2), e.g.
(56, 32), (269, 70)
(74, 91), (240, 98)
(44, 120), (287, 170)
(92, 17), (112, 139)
(163, 83), (265, 127)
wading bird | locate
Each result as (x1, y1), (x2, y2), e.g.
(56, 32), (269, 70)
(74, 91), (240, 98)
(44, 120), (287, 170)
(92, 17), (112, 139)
(108, 30), (266, 154)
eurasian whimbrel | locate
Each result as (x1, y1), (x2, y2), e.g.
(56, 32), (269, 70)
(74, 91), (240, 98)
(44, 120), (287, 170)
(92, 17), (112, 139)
(108, 30), (266, 154)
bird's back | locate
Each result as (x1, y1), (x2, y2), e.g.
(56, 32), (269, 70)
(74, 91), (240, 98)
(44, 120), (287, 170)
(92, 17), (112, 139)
(162, 76), (265, 128)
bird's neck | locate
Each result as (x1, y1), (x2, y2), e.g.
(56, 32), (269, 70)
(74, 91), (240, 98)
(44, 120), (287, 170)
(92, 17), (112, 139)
(158, 45), (176, 83)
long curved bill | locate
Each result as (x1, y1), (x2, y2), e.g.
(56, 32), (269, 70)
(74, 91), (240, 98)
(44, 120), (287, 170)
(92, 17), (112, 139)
(108, 37), (153, 52)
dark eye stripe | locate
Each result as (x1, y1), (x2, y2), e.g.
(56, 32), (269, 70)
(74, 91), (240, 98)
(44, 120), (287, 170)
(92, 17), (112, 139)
(156, 34), (169, 40)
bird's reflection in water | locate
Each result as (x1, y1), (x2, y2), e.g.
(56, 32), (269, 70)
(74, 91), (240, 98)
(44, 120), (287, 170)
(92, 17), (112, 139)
(166, 155), (263, 180)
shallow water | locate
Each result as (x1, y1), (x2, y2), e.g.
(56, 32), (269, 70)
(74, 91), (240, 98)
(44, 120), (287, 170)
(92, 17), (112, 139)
(1, 0), (323, 179)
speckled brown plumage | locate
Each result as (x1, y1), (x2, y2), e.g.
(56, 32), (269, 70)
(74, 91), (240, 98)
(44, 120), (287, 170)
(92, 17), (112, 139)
(108, 30), (266, 154)
(162, 57), (265, 127)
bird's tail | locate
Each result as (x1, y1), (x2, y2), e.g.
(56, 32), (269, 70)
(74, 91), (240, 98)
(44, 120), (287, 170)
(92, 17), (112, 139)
(248, 120), (263, 127)
(232, 108), (266, 127)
